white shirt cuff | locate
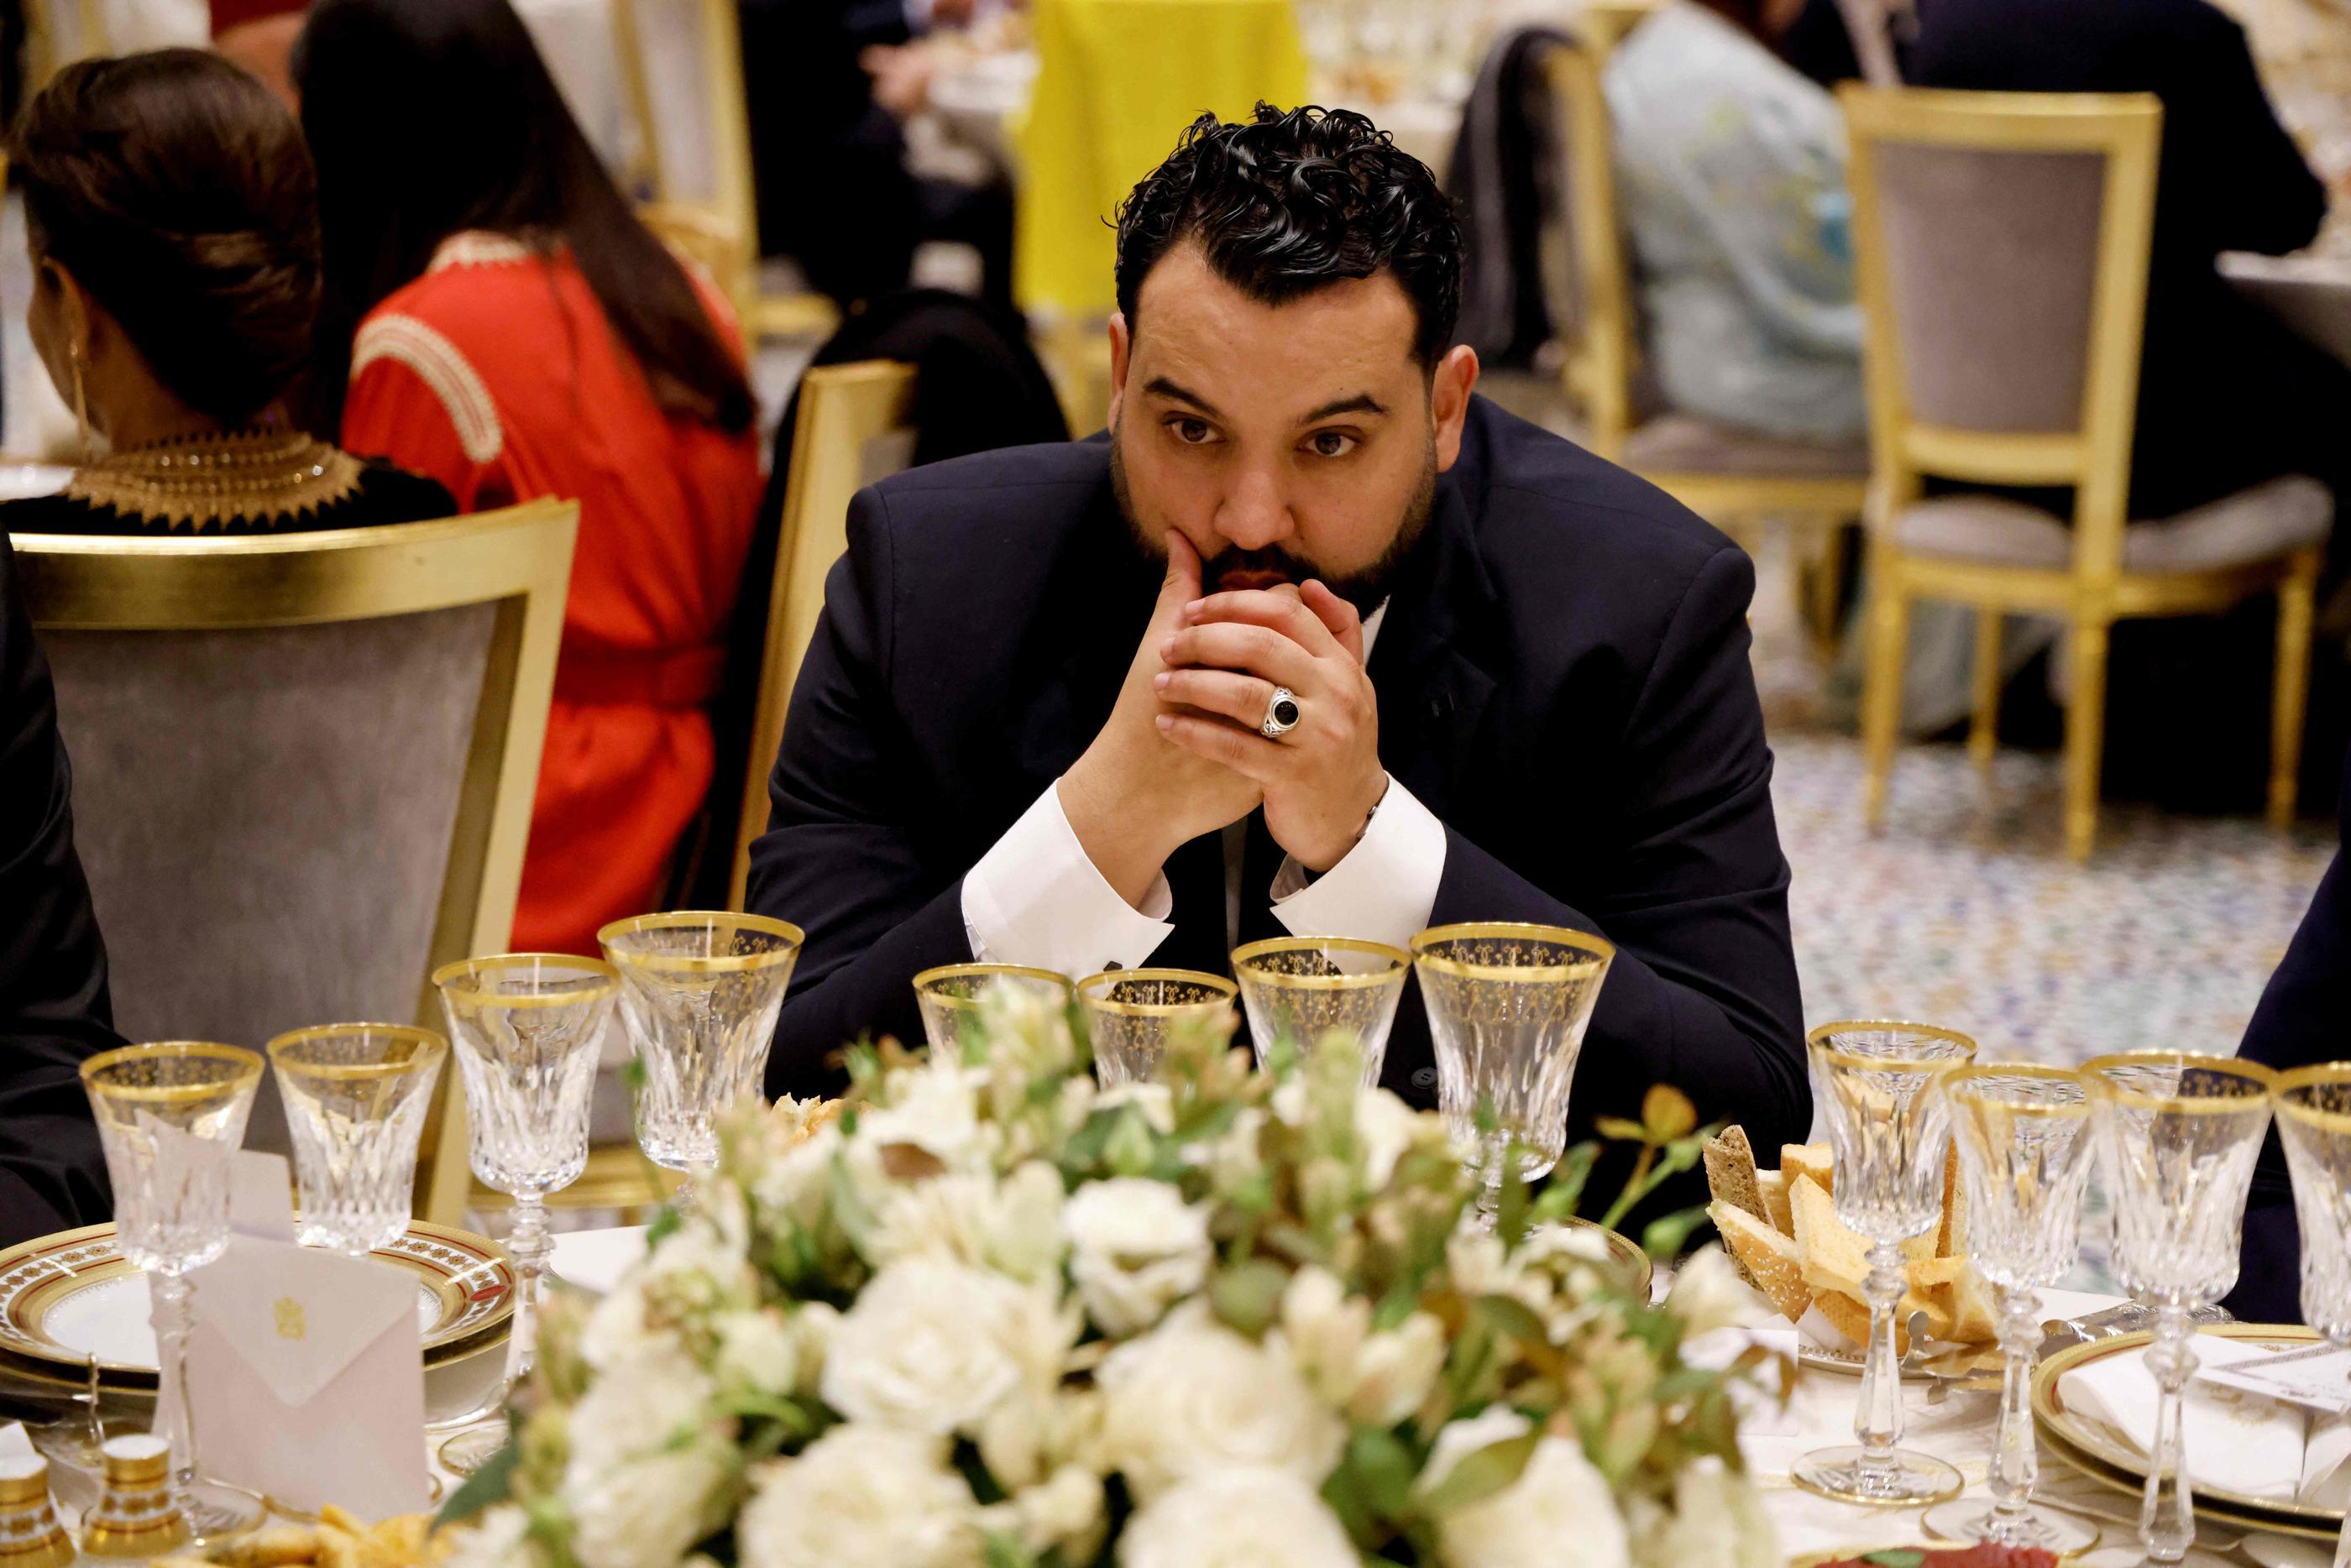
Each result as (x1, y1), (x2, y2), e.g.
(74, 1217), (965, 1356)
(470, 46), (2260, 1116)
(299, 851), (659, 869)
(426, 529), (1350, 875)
(961, 780), (1174, 978)
(1268, 775), (1448, 950)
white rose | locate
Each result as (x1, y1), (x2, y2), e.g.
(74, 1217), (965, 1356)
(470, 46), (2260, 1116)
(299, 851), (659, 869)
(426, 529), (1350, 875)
(1062, 1178), (1211, 1335)
(1348, 1309), (1447, 1426)
(1279, 1266), (1444, 1426)
(869, 1160), (1068, 1283)
(1423, 1409), (1629, 1568)
(1118, 1467), (1358, 1568)
(822, 1257), (1073, 1435)
(568, 1440), (729, 1568)
(1355, 1088), (1427, 1191)
(1094, 1081), (1176, 1134)
(565, 1346), (716, 1484)
(1097, 1304), (1345, 1502)
(713, 1309), (802, 1396)
(578, 1278), (666, 1372)
(1629, 1458), (1778, 1568)
(1446, 1224), (1552, 1316)
(439, 1507), (535, 1568)
(1665, 1247), (1767, 1335)
(860, 1058), (992, 1170)
(977, 1464), (1104, 1557)
(738, 1425), (977, 1568)
(751, 1121), (839, 1228)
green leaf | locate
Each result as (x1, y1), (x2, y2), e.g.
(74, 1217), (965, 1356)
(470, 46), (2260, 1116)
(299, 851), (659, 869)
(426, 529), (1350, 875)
(643, 1203), (683, 1249)
(982, 1533), (1039, 1568)
(1102, 1107), (1159, 1176)
(1641, 1084), (1697, 1140)
(1495, 1152), (1532, 1247)
(1861, 1553), (1926, 1568)
(1413, 1427), (1541, 1515)
(1472, 1293), (1551, 1348)
(1640, 1203), (1711, 1263)
(1345, 1426), (1418, 1518)
(434, 1434), (518, 1528)
(1209, 1257), (1291, 1337)
(1541, 1142), (1600, 1219)
(1592, 1116), (1650, 1143)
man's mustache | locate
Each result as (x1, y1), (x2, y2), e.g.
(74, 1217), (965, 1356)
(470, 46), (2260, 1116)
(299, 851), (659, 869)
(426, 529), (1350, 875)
(1200, 547), (1324, 591)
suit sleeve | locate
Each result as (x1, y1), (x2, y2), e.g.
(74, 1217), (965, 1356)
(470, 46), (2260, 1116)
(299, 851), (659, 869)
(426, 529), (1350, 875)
(1425, 544), (1809, 1155)
(2166, 13), (2326, 259)
(748, 487), (974, 1095)
(0, 535), (116, 1242)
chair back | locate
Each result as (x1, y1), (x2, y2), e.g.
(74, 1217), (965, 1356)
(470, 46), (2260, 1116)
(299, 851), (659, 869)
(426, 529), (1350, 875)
(1841, 86), (2162, 562)
(1544, 31), (1636, 460)
(14, 501), (578, 1223)
(728, 363), (919, 907)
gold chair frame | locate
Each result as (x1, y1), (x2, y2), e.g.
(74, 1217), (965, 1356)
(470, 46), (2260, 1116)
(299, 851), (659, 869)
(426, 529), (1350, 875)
(727, 361), (920, 908)
(1550, 29), (1869, 652)
(13, 500), (580, 1223)
(1843, 86), (2321, 860)
(615, 0), (840, 341)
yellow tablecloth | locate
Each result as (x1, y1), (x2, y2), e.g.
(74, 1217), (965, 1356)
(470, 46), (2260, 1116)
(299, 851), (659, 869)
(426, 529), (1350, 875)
(1014, 0), (1310, 316)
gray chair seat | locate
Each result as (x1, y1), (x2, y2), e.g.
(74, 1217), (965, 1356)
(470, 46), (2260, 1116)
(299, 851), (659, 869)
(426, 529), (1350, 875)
(1622, 412), (1872, 477)
(1893, 474), (2332, 574)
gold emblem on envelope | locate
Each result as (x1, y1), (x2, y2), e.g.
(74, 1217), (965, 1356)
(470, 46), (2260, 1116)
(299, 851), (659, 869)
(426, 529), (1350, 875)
(274, 1297), (306, 1341)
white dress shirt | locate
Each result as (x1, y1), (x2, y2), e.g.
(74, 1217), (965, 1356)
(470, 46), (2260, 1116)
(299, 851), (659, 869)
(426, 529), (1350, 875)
(960, 604), (1449, 977)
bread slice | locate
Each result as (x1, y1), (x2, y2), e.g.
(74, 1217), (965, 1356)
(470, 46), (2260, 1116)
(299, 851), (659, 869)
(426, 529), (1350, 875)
(1711, 1200), (1810, 1323)
(1791, 1173), (1868, 1297)
(1936, 1142), (1968, 1257)
(1811, 1288), (1925, 1356)
(1704, 1126), (1767, 1226)
(1783, 1142), (1835, 1196)
(1907, 1253), (1970, 1341)
(1756, 1169), (1793, 1233)
(1943, 1257), (2000, 1346)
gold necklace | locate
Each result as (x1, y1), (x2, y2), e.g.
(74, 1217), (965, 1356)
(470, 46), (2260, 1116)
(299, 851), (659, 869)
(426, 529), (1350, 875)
(65, 429), (364, 532)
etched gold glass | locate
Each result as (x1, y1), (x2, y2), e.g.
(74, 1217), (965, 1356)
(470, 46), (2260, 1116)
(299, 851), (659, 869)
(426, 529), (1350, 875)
(1232, 937), (1410, 1086)
(2270, 1063), (2351, 1568)
(1795, 1022), (1975, 1508)
(2085, 1051), (2276, 1566)
(1409, 923), (1614, 1215)
(265, 1024), (447, 1258)
(80, 1043), (265, 1541)
(600, 913), (804, 1180)
(1922, 1064), (2097, 1553)
(432, 954), (618, 1476)
(912, 964), (1073, 1056)
(1076, 969), (1238, 1086)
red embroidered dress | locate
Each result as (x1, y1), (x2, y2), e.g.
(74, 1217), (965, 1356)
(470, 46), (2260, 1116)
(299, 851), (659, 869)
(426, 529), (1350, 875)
(343, 233), (762, 955)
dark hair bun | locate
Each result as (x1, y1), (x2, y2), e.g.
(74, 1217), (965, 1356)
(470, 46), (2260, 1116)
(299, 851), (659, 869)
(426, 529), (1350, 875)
(13, 49), (321, 427)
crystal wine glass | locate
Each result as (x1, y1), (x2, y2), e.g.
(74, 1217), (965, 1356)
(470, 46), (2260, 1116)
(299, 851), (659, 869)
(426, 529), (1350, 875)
(1794, 1020), (1977, 1506)
(911, 964), (1073, 1056)
(265, 1024), (448, 1257)
(1409, 923), (1614, 1222)
(79, 1042), (266, 1543)
(2271, 1062), (2351, 1568)
(599, 912), (803, 1210)
(432, 954), (619, 1475)
(1075, 969), (1237, 1085)
(1231, 937), (1410, 1087)
(2084, 1050), (2276, 1566)
(1921, 1064), (2098, 1552)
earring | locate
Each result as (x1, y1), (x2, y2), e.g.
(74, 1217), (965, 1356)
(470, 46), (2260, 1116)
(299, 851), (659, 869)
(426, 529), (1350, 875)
(69, 342), (91, 465)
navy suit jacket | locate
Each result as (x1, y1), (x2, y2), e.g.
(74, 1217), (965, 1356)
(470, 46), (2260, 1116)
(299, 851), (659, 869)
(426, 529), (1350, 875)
(747, 396), (1810, 1160)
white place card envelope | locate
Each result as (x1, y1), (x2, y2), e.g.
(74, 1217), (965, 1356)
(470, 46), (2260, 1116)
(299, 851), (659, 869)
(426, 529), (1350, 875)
(2060, 1335), (2351, 1507)
(2200, 1344), (2351, 1418)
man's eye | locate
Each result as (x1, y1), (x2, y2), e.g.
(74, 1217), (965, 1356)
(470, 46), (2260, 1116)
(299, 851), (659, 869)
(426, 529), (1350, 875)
(1306, 431), (1357, 457)
(1170, 418), (1214, 444)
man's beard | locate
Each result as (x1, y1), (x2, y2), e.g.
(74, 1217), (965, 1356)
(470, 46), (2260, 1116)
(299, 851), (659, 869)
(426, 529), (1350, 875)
(1110, 426), (1438, 616)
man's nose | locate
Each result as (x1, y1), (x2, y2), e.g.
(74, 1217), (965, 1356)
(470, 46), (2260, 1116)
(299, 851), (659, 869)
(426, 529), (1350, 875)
(1213, 465), (1294, 552)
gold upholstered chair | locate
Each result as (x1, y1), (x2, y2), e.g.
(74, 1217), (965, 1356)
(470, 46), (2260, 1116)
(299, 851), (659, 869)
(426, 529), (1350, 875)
(14, 501), (578, 1225)
(1843, 86), (2328, 860)
(726, 361), (920, 908)
(1548, 26), (1871, 654)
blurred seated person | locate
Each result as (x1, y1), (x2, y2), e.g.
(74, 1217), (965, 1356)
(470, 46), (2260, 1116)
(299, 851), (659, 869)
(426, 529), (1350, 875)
(0, 531), (116, 1241)
(1604, 0), (1864, 442)
(746, 107), (1809, 1171)
(3, 51), (450, 537)
(297, 0), (764, 957)
(739, 0), (1014, 311)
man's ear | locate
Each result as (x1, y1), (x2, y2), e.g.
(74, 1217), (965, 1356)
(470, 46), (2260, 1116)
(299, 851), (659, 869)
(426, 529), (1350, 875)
(1107, 311), (1132, 432)
(1431, 343), (1480, 472)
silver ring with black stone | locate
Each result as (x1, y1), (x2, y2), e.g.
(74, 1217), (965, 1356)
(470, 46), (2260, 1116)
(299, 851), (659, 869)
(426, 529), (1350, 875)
(1260, 685), (1302, 739)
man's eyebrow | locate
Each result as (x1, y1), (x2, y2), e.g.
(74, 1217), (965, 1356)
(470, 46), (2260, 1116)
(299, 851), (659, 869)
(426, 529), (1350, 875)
(1299, 392), (1389, 422)
(1142, 377), (1224, 418)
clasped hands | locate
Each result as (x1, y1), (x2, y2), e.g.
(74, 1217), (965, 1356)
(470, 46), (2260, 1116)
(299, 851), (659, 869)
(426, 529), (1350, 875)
(1060, 533), (1387, 910)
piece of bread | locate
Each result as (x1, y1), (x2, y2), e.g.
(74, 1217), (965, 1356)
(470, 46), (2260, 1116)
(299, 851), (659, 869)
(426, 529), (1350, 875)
(1756, 1168), (1793, 1232)
(1943, 1257), (2000, 1345)
(1704, 1126), (1767, 1226)
(1712, 1200), (1812, 1322)
(1908, 1253), (1970, 1341)
(1783, 1142), (1835, 1195)
(1938, 1143), (1969, 1258)
(1791, 1173), (1868, 1297)
(1811, 1288), (1916, 1356)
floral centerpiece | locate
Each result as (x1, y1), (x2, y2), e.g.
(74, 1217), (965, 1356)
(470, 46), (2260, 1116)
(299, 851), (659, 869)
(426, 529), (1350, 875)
(441, 987), (1783, 1568)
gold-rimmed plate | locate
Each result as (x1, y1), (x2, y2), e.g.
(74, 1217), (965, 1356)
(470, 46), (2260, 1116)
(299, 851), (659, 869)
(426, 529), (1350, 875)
(1787, 1550), (2087, 1566)
(0, 1221), (513, 1380)
(1561, 1217), (1654, 1302)
(2033, 1323), (2341, 1542)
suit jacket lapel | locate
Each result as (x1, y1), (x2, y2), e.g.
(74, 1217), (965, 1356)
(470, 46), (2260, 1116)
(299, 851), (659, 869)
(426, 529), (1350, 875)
(1368, 482), (1502, 824)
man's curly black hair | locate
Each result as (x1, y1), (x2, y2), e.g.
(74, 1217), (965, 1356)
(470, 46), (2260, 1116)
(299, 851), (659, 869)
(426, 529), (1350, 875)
(1113, 103), (1463, 368)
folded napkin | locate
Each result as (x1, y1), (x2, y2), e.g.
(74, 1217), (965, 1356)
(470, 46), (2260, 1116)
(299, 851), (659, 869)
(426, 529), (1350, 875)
(2058, 1335), (2351, 1508)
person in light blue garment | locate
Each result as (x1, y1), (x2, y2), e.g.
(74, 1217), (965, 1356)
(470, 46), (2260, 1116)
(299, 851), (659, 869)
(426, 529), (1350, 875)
(1604, 0), (1865, 442)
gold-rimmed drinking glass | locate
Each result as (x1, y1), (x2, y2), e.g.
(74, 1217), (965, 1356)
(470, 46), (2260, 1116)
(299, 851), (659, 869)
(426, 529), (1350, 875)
(264, 1024), (447, 1259)
(2085, 1051), (2276, 1566)
(432, 954), (619, 1475)
(912, 964), (1074, 1057)
(1922, 1064), (2098, 1554)
(1231, 937), (1410, 1086)
(599, 912), (804, 1203)
(1795, 1021), (1976, 1508)
(1409, 923), (1615, 1220)
(1076, 969), (1237, 1085)
(2270, 1063), (2351, 1568)
(80, 1042), (266, 1542)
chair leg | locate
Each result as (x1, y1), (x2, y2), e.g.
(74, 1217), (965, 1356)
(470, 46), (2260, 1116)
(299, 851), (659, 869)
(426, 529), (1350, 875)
(1968, 606), (2003, 774)
(1862, 578), (1910, 828)
(1804, 520), (1851, 663)
(2270, 551), (2319, 829)
(2062, 618), (2110, 862)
